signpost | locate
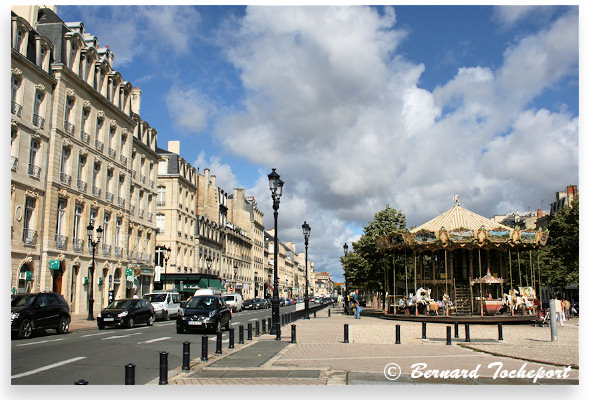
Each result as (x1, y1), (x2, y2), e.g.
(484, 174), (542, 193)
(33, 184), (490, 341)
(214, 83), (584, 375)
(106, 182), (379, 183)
(49, 260), (60, 270)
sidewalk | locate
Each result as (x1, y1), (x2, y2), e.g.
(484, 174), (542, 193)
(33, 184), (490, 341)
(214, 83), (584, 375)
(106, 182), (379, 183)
(69, 313), (100, 331)
(168, 306), (579, 385)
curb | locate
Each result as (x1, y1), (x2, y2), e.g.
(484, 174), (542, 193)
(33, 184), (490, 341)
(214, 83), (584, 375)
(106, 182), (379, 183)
(457, 343), (579, 370)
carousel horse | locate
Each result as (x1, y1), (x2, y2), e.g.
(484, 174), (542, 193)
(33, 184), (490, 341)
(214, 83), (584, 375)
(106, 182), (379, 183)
(415, 287), (431, 314)
(563, 300), (571, 319)
(443, 293), (454, 316)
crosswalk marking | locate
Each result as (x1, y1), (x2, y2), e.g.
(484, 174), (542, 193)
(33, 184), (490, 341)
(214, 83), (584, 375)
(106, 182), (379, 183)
(11, 356), (86, 379)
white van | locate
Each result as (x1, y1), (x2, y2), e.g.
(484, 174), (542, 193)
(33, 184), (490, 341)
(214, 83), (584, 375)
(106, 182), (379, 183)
(222, 293), (243, 312)
(143, 292), (182, 320)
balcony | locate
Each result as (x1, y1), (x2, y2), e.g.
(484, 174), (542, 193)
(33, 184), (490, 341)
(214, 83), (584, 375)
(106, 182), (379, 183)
(102, 244), (111, 257)
(95, 140), (104, 152)
(11, 101), (22, 117)
(149, 179), (154, 189)
(105, 192), (114, 203)
(92, 186), (101, 198)
(108, 147), (116, 159)
(64, 120), (75, 135)
(141, 253), (150, 263)
(55, 234), (68, 249)
(11, 156), (18, 171)
(80, 131), (90, 144)
(117, 197), (125, 207)
(28, 163), (41, 179)
(141, 175), (146, 184)
(77, 179), (87, 192)
(59, 172), (71, 186)
(156, 200), (165, 207)
(114, 247), (123, 258)
(120, 155), (127, 165)
(32, 114), (45, 129)
(138, 209), (144, 218)
(147, 212), (153, 222)
(73, 238), (84, 252)
(22, 229), (37, 245)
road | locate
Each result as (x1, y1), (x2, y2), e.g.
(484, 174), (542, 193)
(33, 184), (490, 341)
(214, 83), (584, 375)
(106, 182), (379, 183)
(11, 304), (297, 385)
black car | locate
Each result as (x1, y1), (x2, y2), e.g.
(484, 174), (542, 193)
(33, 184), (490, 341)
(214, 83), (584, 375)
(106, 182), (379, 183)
(242, 299), (256, 310)
(11, 292), (71, 339)
(97, 298), (155, 329)
(176, 295), (231, 334)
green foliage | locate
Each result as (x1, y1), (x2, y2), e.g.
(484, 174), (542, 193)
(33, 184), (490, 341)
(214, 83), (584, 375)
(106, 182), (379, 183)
(341, 205), (407, 292)
(539, 197), (579, 287)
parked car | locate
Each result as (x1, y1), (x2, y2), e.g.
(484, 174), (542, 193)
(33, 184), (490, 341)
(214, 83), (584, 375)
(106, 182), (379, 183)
(97, 298), (155, 329)
(264, 298), (272, 308)
(143, 292), (182, 321)
(176, 295), (231, 334)
(11, 292), (71, 339)
(242, 299), (256, 310)
(252, 298), (269, 309)
(223, 293), (243, 312)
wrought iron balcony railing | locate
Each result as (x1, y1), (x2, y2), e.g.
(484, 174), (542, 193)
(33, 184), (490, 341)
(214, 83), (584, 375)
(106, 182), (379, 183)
(11, 101), (22, 117)
(141, 175), (146, 184)
(105, 192), (114, 203)
(147, 212), (153, 222)
(73, 238), (84, 252)
(114, 247), (123, 258)
(32, 114), (45, 129)
(28, 163), (41, 178)
(11, 156), (18, 171)
(92, 186), (101, 197)
(138, 209), (144, 218)
(117, 197), (125, 207)
(64, 120), (75, 135)
(55, 234), (68, 249)
(80, 131), (90, 144)
(60, 172), (71, 186)
(77, 179), (87, 192)
(120, 155), (127, 165)
(95, 140), (104, 152)
(108, 148), (116, 159)
(156, 200), (165, 207)
(102, 244), (111, 257)
(22, 229), (37, 245)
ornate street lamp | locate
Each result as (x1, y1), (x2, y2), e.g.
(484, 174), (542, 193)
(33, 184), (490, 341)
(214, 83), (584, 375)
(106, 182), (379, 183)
(268, 168), (284, 338)
(86, 222), (103, 321)
(302, 221), (311, 319)
(205, 255), (213, 289)
(254, 271), (258, 297)
(154, 245), (171, 290)
(233, 264), (238, 294)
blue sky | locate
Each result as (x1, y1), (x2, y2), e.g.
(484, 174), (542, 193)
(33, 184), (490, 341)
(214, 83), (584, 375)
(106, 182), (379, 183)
(53, 4), (580, 282)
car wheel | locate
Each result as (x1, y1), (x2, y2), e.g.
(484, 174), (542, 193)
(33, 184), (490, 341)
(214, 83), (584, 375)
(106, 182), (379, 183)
(126, 317), (134, 329)
(147, 314), (154, 326)
(57, 316), (70, 334)
(19, 319), (33, 339)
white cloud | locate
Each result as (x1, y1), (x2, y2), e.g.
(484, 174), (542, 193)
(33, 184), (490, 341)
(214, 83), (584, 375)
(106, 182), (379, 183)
(492, 6), (539, 28)
(210, 6), (578, 281)
(193, 152), (238, 193)
(166, 86), (215, 133)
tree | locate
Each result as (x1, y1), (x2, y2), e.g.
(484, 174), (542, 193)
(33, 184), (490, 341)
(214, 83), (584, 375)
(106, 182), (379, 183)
(539, 197), (579, 287)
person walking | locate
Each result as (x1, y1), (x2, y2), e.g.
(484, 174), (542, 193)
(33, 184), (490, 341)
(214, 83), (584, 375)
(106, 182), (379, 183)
(353, 289), (361, 319)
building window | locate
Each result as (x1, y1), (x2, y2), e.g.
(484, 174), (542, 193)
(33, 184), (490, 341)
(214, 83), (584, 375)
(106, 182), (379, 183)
(115, 217), (122, 248)
(28, 139), (40, 177)
(56, 198), (67, 238)
(103, 213), (110, 245)
(65, 97), (74, 124)
(32, 91), (44, 128)
(156, 214), (165, 234)
(73, 203), (83, 241)
(24, 197), (35, 231)
(157, 186), (166, 206)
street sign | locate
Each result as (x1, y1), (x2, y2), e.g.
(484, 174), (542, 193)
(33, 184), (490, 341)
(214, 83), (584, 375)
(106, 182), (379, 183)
(125, 268), (133, 277)
(49, 260), (60, 270)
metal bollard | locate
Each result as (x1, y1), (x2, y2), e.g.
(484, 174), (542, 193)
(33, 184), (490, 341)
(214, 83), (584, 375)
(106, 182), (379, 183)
(395, 324), (401, 344)
(291, 324), (296, 343)
(262, 319), (267, 334)
(182, 342), (191, 371)
(125, 363), (136, 384)
(498, 323), (503, 341)
(247, 322), (253, 340)
(328, 308), (331, 317)
(216, 331), (223, 354)
(159, 351), (169, 385)
(446, 326), (452, 345)
(255, 321), (260, 337)
(343, 323), (349, 343)
(465, 324), (471, 342)
(229, 328), (235, 349)
(74, 379), (88, 385)
(421, 322), (427, 339)
(201, 336), (208, 362)
(314, 310), (317, 318)
(276, 324), (281, 341)
(454, 322), (459, 338)
(239, 325), (244, 344)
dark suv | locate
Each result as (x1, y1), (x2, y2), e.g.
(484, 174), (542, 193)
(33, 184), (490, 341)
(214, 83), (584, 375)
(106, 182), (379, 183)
(177, 295), (231, 333)
(11, 292), (71, 339)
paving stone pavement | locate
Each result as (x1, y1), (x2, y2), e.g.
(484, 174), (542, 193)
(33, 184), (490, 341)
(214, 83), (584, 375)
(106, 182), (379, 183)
(167, 306), (579, 385)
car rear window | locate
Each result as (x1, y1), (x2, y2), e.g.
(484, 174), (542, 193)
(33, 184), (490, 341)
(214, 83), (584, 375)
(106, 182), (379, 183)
(186, 296), (219, 309)
(144, 294), (167, 302)
(223, 295), (234, 301)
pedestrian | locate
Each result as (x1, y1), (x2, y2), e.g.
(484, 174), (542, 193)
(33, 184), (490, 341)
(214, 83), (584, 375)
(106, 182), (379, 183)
(353, 289), (361, 319)
(554, 298), (564, 327)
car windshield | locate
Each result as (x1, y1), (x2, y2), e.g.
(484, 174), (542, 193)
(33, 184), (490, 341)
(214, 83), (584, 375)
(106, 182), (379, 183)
(143, 294), (167, 302)
(223, 295), (234, 301)
(106, 299), (136, 309)
(11, 294), (36, 307)
(243, 300), (253, 305)
(185, 297), (219, 310)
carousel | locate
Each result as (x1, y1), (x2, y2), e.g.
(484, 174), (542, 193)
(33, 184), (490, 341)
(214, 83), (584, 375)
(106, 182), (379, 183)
(375, 197), (549, 322)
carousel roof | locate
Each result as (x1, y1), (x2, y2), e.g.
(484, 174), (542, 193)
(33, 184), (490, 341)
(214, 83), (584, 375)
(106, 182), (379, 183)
(410, 204), (513, 234)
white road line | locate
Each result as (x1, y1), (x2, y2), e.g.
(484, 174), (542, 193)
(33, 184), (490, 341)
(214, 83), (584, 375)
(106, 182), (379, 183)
(231, 322), (240, 326)
(138, 337), (171, 344)
(81, 331), (112, 337)
(248, 318), (258, 321)
(11, 356), (86, 379)
(102, 332), (143, 340)
(16, 338), (65, 347)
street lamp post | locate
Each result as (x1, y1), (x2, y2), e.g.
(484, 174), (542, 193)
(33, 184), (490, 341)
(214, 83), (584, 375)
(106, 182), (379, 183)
(205, 255), (213, 289)
(233, 264), (238, 294)
(268, 168), (284, 337)
(154, 245), (171, 290)
(302, 221), (311, 319)
(343, 243), (349, 313)
(86, 222), (103, 321)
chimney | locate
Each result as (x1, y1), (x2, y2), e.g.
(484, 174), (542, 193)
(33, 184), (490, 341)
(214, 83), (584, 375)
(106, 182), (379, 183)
(210, 175), (216, 185)
(131, 87), (141, 115)
(537, 209), (543, 218)
(167, 140), (180, 155)
(204, 168), (210, 178)
(567, 185), (574, 195)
